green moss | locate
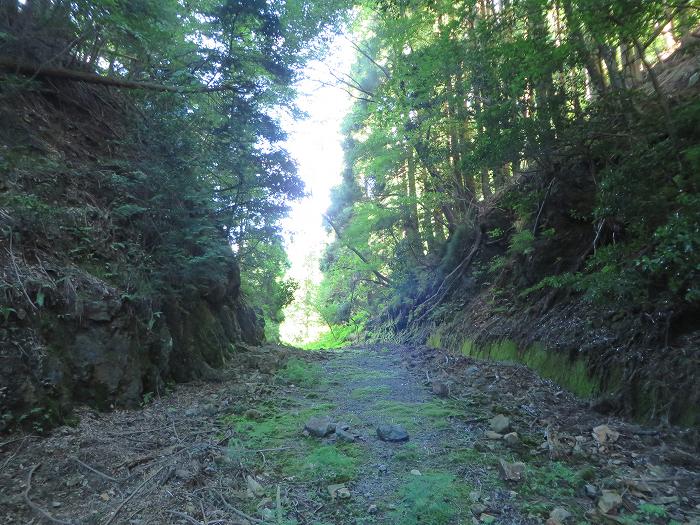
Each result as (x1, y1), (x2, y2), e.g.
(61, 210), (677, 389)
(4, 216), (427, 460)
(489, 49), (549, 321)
(333, 365), (396, 380)
(520, 461), (586, 520)
(453, 338), (598, 398)
(373, 399), (462, 430)
(290, 444), (360, 483)
(394, 442), (421, 463)
(222, 401), (334, 450)
(390, 472), (471, 525)
(427, 332), (442, 349)
(350, 385), (391, 399)
(277, 358), (325, 387)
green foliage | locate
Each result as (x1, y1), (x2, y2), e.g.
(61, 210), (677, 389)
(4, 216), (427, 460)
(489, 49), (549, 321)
(223, 401), (335, 451)
(508, 230), (535, 256)
(301, 319), (364, 350)
(315, 0), (700, 343)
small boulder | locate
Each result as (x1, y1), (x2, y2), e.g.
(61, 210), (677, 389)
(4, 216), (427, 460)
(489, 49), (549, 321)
(431, 381), (449, 398)
(246, 475), (265, 497)
(592, 424), (619, 445)
(489, 415), (511, 434)
(485, 431), (503, 440)
(498, 459), (525, 482)
(305, 417), (335, 438)
(584, 484), (598, 498)
(410, 469), (422, 476)
(547, 507), (572, 525)
(244, 408), (264, 420)
(377, 424), (409, 442)
(327, 484), (351, 500)
(335, 422), (358, 442)
(503, 432), (520, 448)
(597, 490), (622, 514)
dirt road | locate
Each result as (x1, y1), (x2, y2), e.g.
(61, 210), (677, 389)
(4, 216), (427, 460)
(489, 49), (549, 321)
(1, 345), (698, 524)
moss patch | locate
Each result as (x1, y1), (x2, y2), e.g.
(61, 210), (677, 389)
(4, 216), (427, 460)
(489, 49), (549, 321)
(429, 335), (600, 399)
(373, 399), (462, 430)
(519, 461), (587, 520)
(222, 401), (334, 450)
(389, 472), (472, 525)
(290, 443), (360, 483)
(277, 358), (325, 388)
(350, 385), (391, 399)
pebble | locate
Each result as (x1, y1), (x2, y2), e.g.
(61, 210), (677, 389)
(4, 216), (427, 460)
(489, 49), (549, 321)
(431, 380), (449, 397)
(585, 484), (598, 498)
(410, 469), (422, 476)
(592, 424), (619, 445)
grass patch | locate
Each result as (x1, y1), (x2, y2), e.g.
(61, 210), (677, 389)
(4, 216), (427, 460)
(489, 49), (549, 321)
(394, 442), (421, 463)
(277, 358), (325, 388)
(290, 443), (360, 483)
(390, 472), (471, 525)
(373, 399), (462, 430)
(350, 385), (391, 399)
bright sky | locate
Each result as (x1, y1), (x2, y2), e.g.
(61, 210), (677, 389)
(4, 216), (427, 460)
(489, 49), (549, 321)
(278, 37), (355, 343)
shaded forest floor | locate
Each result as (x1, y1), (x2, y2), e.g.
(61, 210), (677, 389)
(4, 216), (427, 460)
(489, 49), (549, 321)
(1, 345), (699, 524)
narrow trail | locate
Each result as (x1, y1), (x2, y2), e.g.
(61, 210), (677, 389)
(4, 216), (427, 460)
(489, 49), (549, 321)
(1, 345), (698, 525)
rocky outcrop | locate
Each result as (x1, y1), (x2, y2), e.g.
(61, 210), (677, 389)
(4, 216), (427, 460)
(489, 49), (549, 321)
(0, 256), (264, 432)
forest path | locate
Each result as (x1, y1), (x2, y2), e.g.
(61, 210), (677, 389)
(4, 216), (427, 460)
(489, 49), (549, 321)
(1, 344), (698, 525)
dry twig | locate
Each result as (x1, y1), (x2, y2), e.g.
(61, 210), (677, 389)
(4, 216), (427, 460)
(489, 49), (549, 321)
(103, 465), (166, 525)
(23, 464), (73, 525)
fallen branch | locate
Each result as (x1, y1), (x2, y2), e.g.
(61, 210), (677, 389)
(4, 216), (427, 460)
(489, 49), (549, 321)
(532, 177), (555, 235)
(23, 464), (73, 525)
(322, 213), (394, 286)
(412, 226), (484, 324)
(213, 490), (266, 524)
(165, 510), (203, 525)
(70, 456), (121, 483)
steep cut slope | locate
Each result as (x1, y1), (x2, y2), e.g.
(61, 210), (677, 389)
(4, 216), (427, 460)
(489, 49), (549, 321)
(0, 62), (263, 432)
(402, 43), (700, 426)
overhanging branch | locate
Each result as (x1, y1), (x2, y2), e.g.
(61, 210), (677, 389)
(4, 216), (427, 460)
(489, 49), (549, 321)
(322, 213), (394, 286)
(0, 59), (239, 93)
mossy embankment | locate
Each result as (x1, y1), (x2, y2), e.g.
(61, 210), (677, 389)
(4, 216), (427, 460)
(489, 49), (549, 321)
(425, 321), (699, 427)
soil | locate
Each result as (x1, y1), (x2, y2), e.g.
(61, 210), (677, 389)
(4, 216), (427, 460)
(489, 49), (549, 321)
(1, 344), (698, 524)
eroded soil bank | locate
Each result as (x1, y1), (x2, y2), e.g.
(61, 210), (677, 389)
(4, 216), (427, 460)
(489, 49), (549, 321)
(1, 345), (698, 524)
